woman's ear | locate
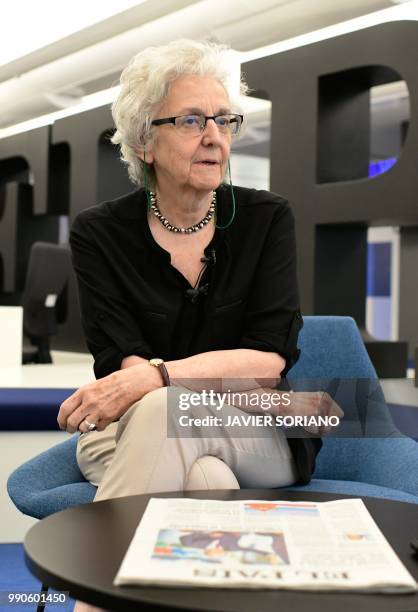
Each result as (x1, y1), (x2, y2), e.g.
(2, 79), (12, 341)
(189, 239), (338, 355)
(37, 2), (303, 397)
(144, 149), (154, 164)
(135, 147), (154, 164)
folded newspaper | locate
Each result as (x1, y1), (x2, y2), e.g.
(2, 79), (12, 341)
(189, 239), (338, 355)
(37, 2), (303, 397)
(114, 498), (417, 592)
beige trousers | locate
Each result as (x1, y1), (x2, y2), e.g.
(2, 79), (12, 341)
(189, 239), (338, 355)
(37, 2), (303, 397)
(76, 387), (298, 502)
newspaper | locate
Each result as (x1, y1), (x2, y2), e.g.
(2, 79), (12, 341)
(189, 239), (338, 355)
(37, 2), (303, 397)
(114, 498), (417, 593)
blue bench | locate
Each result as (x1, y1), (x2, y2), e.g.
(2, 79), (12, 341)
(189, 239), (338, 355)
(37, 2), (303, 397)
(0, 389), (75, 431)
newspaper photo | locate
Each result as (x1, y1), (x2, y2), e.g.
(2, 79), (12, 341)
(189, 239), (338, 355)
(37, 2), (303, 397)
(114, 498), (417, 593)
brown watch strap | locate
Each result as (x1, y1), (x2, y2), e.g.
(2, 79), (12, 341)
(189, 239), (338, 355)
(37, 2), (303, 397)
(149, 358), (171, 387)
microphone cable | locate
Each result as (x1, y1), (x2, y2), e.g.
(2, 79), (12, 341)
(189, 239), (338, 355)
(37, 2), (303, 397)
(143, 152), (152, 211)
(215, 159), (236, 230)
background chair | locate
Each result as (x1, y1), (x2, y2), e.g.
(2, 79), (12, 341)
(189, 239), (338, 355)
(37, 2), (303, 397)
(7, 316), (418, 520)
(22, 241), (72, 364)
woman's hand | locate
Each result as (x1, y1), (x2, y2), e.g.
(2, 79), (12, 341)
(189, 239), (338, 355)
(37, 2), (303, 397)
(57, 363), (162, 433)
(224, 387), (344, 435)
(278, 391), (344, 435)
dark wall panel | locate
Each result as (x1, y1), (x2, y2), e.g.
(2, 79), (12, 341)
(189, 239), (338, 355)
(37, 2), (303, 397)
(243, 21), (418, 354)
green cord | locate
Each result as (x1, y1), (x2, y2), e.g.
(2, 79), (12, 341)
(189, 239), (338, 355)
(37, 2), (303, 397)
(215, 159), (236, 230)
(143, 152), (151, 211)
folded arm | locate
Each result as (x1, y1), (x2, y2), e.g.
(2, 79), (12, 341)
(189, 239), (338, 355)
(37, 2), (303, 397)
(60, 197), (300, 433)
(58, 348), (285, 433)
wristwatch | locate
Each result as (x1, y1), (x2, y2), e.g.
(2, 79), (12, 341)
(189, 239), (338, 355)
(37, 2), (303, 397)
(149, 358), (171, 387)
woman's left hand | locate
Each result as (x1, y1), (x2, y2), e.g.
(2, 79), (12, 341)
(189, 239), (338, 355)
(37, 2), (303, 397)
(57, 363), (161, 433)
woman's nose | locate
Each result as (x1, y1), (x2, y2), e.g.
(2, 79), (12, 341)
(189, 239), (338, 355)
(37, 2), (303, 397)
(201, 118), (223, 145)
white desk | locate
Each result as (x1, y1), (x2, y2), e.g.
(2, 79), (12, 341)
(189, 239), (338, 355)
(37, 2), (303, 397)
(381, 378), (418, 408)
(0, 306), (22, 367)
(0, 350), (95, 388)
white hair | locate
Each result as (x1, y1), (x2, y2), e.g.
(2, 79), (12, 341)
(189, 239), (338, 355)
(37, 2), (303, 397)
(111, 39), (248, 187)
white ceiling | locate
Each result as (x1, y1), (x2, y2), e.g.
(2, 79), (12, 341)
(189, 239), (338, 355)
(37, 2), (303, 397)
(0, 0), (145, 66)
(0, 0), (411, 130)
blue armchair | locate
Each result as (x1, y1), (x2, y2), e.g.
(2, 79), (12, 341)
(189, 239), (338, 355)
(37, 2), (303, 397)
(7, 316), (418, 519)
(285, 317), (418, 503)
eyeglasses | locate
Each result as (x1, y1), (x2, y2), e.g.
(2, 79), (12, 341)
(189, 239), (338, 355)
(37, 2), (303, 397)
(151, 113), (243, 136)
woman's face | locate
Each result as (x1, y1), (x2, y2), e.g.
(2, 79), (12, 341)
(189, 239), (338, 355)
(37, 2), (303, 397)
(146, 74), (232, 197)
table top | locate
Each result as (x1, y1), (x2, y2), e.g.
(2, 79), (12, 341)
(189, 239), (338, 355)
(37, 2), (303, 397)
(24, 490), (418, 612)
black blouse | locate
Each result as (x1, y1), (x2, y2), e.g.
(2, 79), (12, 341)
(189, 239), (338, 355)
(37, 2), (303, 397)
(70, 185), (303, 380)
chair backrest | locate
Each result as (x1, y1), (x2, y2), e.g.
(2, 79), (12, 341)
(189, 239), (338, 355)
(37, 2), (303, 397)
(23, 242), (71, 339)
(287, 316), (409, 484)
(291, 316), (377, 379)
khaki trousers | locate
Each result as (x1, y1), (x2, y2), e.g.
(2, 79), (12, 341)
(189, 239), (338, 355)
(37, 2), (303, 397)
(76, 387), (298, 502)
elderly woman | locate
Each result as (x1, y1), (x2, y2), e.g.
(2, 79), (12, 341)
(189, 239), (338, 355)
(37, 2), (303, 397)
(58, 39), (335, 514)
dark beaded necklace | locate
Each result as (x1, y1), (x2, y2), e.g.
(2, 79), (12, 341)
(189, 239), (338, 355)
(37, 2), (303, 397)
(149, 191), (216, 233)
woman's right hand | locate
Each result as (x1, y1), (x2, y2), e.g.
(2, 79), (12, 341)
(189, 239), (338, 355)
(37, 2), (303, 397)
(57, 362), (162, 434)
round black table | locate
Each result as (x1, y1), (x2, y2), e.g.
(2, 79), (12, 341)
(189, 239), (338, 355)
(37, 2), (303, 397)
(24, 490), (418, 612)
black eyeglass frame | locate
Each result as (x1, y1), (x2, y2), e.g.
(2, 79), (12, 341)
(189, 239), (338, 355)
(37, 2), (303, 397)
(151, 113), (244, 135)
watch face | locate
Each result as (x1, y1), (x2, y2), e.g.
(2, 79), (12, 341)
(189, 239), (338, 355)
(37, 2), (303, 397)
(150, 358), (164, 366)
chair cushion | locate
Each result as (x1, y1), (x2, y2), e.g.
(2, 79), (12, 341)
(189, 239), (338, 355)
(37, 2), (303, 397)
(283, 478), (418, 504)
(312, 436), (418, 498)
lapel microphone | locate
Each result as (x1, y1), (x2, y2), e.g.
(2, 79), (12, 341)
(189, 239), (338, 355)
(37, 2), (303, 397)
(186, 249), (215, 303)
(200, 248), (216, 266)
(186, 284), (209, 303)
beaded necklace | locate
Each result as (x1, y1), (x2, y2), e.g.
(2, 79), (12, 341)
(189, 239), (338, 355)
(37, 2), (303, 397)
(149, 191), (216, 233)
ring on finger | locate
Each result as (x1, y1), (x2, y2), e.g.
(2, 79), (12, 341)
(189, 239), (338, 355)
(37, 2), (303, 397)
(84, 418), (97, 431)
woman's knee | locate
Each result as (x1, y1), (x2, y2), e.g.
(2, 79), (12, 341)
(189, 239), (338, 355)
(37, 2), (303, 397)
(185, 456), (240, 490)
